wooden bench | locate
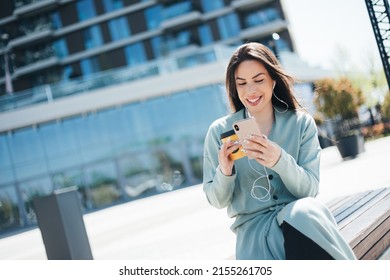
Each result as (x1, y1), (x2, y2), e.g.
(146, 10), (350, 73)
(227, 187), (390, 260)
(326, 187), (390, 259)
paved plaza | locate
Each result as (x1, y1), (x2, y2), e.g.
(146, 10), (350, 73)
(0, 136), (389, 260)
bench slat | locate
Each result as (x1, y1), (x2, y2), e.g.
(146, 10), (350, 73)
(339, 193), (390, 250)
(331, 188), (386, 222)
(358, 217), (390, 259)
(326, 195), (351, 212)
(328, 191), (367, 214)
(336, 188), (390, 229)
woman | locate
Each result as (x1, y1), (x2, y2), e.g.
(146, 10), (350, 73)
(203, 42), (356, 260)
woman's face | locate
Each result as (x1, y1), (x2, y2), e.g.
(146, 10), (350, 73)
(235, 59), (274, 116)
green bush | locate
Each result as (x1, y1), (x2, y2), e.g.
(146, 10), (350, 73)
(314, 77), (365, 120)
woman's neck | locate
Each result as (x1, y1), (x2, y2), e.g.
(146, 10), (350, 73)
(247, 106), (275, 136)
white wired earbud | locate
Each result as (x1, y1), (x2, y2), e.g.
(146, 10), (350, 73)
(245, 89), (274, 202)
(248, 158), (273, 202)
(272, 81), (288, 113)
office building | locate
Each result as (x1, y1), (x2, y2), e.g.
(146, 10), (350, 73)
(0, 0), (328, 234)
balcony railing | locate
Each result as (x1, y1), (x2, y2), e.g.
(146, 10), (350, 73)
(0, 45), (233, 113)
(162, 1), (193, 20)
(231, 0), (272, 10)
(9, 29), (54, 49)
(14, 0), (59, 16)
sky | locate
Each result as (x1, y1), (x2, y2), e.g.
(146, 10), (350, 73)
(282, 0), (381, 72)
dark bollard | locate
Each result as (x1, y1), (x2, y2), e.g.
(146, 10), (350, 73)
(33, 186), (93, 260)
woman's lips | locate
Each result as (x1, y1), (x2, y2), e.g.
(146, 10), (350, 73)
(247, 96), (262, 106)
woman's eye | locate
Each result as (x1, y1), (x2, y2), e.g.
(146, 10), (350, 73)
(255, 80), (264, 83)
(237, 83), (246, 86)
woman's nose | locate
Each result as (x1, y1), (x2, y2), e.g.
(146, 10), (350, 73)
(246, 83), (256, 94)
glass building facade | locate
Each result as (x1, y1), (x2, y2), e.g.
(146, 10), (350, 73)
(0, 0), (299, 235)
(0, 84), (229, 233)
(0, 0), (293, 93)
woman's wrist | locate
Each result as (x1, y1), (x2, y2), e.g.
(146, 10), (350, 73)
(220, 165), (235, 177)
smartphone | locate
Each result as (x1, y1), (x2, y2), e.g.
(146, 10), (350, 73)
(232, 118), (262, 144)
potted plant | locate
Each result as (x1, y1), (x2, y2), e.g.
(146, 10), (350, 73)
(314, 77), (365, 159)
(313, 113), (334, 149)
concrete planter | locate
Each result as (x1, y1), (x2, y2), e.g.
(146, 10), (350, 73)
(336, 133), (365, 159)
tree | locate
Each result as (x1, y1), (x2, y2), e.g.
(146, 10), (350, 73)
(314, 77), (365, 121)
(314, 77), (366, 158)
(382, 92), (390, 121)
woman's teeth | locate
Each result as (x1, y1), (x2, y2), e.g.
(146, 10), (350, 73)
(247, 96), (261, 105)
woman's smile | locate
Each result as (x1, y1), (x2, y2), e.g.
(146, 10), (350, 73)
(247, 96), (263, 106)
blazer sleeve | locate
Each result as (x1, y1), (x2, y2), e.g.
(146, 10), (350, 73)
(202, 124), (236, 209)
(271, 116), (321, 198)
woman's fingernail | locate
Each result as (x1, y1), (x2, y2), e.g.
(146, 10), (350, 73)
(241, 148), (247, 153)
(243, 139), (248, 144)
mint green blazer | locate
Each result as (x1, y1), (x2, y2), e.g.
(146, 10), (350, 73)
(203, 108), (356, 259)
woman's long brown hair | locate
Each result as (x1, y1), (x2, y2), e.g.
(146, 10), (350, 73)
(225, 42), (302, 112)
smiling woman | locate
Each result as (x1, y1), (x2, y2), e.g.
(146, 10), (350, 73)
(202, 42), (357, 260)
(235, 61), (274, 130)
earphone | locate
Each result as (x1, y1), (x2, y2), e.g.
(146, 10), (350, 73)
(248, 158), (272, 202)
(272, 81), (289, 113)
(243, 109), (273, 202)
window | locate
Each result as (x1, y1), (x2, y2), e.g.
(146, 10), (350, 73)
(244, 8), (280, 28)
(39, 121), (82, 172)
(51, 11), (62, 29)
(144, 5), (162, 30)
(102, 0), (123, 12)
(150, 36), (163, 58)
(201, 0), (224, 13)
(217, 13), (240, 39)
(76, 0), (96, 21)
(10, 127), (48, 181)
(108, 17), (130, 41)
(84, 161), (121, 208)
(124, 42), (147, 67)
(61, 65), (75, 81)
(80, 57), (100, 76)
(177, 51), (215, 69)
(198, 24), (213, 46)
(162, 30), (191, 54)
(260, 34), (291, 54)
(274, 37), (290, 53)
(83, 25), (103, 49)
(0, 185), (21, 230)
(0, 134), (14, 185)
(162, 0), (192, 20)
(53, 38), (68, 58)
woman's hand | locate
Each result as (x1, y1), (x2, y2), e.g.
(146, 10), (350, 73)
(219, 138), (241, 176)
(241, 134), (281, 168)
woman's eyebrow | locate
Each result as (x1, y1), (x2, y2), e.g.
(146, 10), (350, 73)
(235, 72), (265, 80)
(252, 72), (265, 79)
